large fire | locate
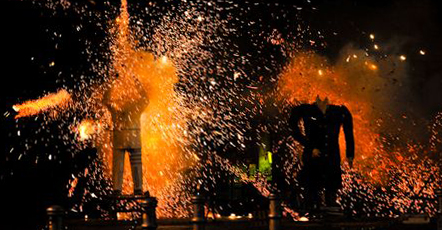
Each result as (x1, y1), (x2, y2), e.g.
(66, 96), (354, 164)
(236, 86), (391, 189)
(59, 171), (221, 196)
(95, 0), (193, 214)
(277, 51), (384, 182)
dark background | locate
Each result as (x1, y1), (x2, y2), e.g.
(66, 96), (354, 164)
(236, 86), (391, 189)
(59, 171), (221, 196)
(1, 0), (442, 229)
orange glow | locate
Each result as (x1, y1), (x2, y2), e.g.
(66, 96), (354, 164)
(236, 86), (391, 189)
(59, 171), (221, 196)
(13, 89), (71, 119)
(68, 177), (78, 197)
(277, 51), (390, 183)
(74, 119), (101, 141)
(96, 0), (193, 217)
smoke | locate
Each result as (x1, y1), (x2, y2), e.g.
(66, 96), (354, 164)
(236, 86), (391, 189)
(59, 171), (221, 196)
(274, 37), (442, 216)
(334, 42), (422, 143)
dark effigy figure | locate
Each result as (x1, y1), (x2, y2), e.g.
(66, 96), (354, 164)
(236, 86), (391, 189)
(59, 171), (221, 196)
(289, 96), (354, 210)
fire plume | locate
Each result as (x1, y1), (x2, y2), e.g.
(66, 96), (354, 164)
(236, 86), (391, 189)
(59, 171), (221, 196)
(13, 89), (71, 119)
(96, 0), (192, 215)
(278, 51), (401, 183)
(276, 51), (441, 216)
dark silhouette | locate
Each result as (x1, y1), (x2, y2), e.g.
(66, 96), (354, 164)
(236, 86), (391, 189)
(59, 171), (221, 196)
(289, 96), (354, 211)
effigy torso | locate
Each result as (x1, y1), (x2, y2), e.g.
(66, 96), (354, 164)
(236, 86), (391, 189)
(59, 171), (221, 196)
(106, 77), (148, 150)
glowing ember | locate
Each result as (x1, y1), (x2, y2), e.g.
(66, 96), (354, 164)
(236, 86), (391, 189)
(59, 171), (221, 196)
(299, 216), (309, 222)
(74, 119), (100, 141)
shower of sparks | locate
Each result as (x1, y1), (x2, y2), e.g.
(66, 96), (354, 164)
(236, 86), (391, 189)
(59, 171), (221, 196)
(276, 50), (442, 217)
(7, 0), (442, 221)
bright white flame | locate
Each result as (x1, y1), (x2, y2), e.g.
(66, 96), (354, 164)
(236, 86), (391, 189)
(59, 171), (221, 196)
(299, 216), (309, 222)
(161, 56), (168, 64)
(76, 120), (98, 141)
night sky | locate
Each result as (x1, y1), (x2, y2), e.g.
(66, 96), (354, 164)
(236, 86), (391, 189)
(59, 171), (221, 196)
(1, 0), (442, 229)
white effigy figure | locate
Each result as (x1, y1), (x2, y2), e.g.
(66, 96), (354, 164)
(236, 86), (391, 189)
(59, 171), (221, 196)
(103, 75), (148, 195)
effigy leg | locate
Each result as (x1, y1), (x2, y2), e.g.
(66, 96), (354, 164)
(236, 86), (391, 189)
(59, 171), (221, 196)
(129, 148), (143, 195)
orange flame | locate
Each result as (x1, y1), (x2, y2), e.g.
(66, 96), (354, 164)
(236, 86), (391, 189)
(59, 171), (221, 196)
(75, 119), (101, 141)
(96, 0), (193, 216)
(13, 89), (71, 119)
(277, 51), (392, 183)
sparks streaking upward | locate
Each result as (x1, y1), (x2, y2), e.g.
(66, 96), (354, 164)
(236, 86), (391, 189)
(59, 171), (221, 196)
(13, 89), (71, 119)
(95, 0), (193, 214)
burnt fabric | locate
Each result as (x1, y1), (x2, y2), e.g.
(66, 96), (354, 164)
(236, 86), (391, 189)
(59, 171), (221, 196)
(289, 103), (354, 206)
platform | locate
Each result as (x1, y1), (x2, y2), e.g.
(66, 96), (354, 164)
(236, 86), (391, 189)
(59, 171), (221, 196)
(65, 217), (438, 230)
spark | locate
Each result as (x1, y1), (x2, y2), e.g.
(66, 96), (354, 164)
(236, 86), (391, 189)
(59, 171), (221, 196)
(299, 216), (309, 222)
(161, 56), (169, 64)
